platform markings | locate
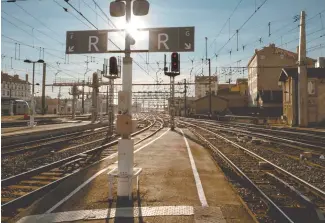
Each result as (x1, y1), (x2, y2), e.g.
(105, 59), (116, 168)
(18, 206), (194, 223)
(45, 128), (170, 214)
(180, 128), (209, 207)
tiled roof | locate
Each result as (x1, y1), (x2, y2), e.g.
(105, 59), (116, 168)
(194, 94), (228, 102)
(247, 44), (316, 67)
(1, 72), (29, 84)
(279, 68), (325, 81)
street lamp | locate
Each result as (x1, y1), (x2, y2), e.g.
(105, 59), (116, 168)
(24, 59), (44, 127)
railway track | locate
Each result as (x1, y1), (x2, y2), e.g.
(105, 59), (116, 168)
(180, 119), (325, 188)
(1, 126), (111, 156)
(1, 117), (149, 157)
(1, 116), (164, 220)
(179, 120), (325, 223)
(181, 118), (325, 154)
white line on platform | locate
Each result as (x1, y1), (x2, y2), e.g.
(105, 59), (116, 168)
(45, 128), (170, 214)
(19, 206), (194, 223)
(180, 128), (209, 207)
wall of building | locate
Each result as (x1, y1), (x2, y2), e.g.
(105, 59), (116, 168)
(248, 45), (315, 108)
(1, 81), (31, 101)
(224, 95), (248, 108)
(316, 79), (325, 123)
(283, 77), (325, 126)
(195, 96), (228, 114)
(248, 55), (258, 106)
(282, 78), (294, 125)
(195, 76), (218, 99)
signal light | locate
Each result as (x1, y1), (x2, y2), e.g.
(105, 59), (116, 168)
(171, 52), (179, 72)
(109, 56), (118, 75)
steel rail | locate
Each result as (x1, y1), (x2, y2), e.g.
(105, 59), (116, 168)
(179, 120), (325, 197)
(2, 117), (164, 212)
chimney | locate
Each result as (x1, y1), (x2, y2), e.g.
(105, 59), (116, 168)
(269, 43), (275, 48)
(14, 74), (19, 79)
(26, 74), (28, 82)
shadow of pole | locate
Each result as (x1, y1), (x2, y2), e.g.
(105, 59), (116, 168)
(137, 186), (144, 223)
(114, 196), (134, 223)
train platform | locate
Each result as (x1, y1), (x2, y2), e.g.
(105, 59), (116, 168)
(1, 121), (102, 136)
(15, 128), (255, 223)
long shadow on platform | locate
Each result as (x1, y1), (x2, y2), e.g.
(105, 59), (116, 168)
(109, 187), (144, 223)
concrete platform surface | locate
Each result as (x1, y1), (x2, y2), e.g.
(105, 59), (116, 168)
(14, 128), (254, 223)
(1, 121), (91, 136)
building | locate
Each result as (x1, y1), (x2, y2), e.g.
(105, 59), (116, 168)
(195, 76), (218, 99)
(34, 97), (59, 114)
(194, 95), (228, 114)
(247, 44), (316, 110)
(278, 68), (325, 126)
(316, 57), (325, 68)
(168, 96), (196, 116)
(1, 72), (31, 101)
(229, 78), (248, 95)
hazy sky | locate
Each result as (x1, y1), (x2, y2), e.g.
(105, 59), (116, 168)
(1, 0), (325, 98)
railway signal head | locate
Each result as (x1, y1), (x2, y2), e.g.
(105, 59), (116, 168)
(109, 56), (118, 75)
(171, 52), (179, 72)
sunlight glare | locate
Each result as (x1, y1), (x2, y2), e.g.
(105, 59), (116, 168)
(117, 17), (147, 41)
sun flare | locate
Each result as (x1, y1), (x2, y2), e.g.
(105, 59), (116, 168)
(116, 17), (147, 41)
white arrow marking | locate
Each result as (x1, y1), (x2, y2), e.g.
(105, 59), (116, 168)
(68, 46), (74, 52)
(185, 43), (191, 50)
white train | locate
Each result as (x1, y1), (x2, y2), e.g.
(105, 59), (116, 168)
(1, 99), (30, 115)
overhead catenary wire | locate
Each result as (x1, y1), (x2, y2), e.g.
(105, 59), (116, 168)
(14, 2), (62, 38)
(2, 11), (64, 45)
(209, 0), (244, 51)
(1, 17), (52, 47)
(52, 0), (92, 28)
(63, 0), (98, 29)
(213, 0), (269, 58)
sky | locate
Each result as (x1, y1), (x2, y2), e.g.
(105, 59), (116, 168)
(1, 0), (325, 99)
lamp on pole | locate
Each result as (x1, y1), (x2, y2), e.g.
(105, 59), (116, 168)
(24, 59), (44, 127)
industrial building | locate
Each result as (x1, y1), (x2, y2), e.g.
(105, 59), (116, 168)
(279, 67), (325, 126)
(195, 76), (218, 99)
(194, 78), (249, 115)
(247, 44), (316, 115)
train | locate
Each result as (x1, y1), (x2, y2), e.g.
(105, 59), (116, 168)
(1, 99), (30, 115)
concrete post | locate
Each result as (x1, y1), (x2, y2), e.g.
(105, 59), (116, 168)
(298, 11), (308, 127)
(42, 63), (46, 115)
(72, 86), (76, 120)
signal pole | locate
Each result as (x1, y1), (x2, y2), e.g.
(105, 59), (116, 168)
(165, 52), (180, 130)
(110, 0), (149, 198)
(103, 57), (120, 137)
(205, 37), (212, 116)
(91, 72), (100, 123)
(184, 78), (187, 117)
(208, 58), (211, 116)
(69, 85), (82, 119)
